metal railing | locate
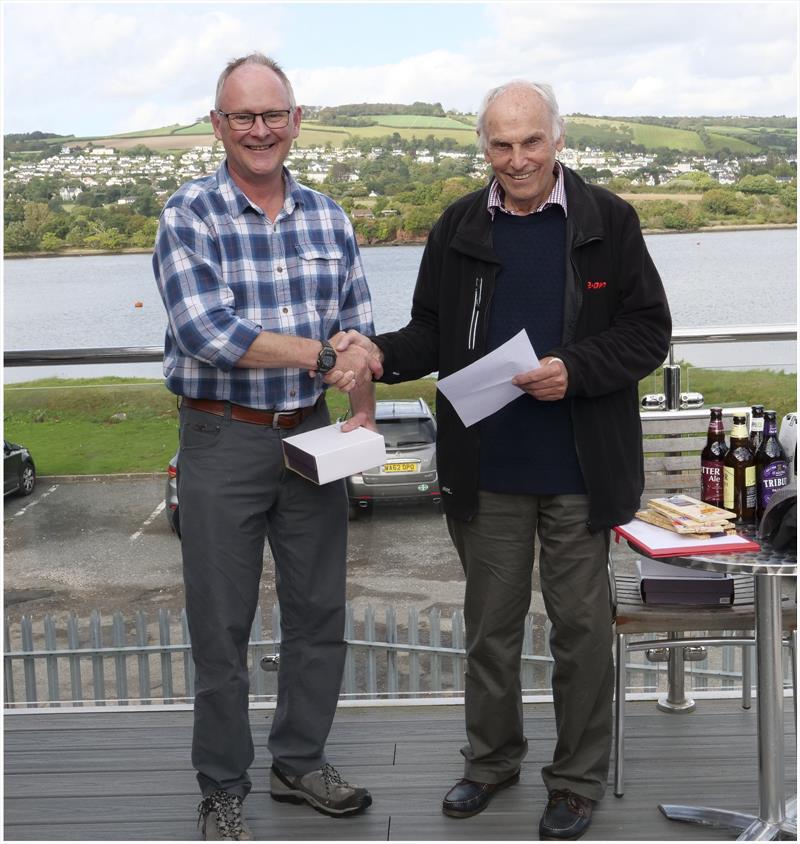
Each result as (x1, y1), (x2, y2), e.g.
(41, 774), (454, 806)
(5, 601), (780, 709)
(5, 323), (797, 372)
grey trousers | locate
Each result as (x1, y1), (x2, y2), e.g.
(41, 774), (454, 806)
(447, 491), (614, 801)
(178, 400), (349, 798)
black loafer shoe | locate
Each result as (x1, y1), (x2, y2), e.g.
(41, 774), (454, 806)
(539, 789), (594, 840)
(442, 770), (520, 818)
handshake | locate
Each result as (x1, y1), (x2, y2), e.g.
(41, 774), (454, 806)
(314, 330), (384, 394)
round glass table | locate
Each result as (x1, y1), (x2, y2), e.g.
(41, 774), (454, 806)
(641, 535), (796, 841)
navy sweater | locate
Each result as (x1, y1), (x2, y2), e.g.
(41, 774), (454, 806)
(478, 206), (585, 495)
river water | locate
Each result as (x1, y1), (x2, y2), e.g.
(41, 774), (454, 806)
(3, 228), (796, 383)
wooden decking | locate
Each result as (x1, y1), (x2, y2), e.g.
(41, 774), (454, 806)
(4, 698), (797, 841)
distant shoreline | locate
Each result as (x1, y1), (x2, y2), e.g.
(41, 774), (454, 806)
(3, 223), (796, 259)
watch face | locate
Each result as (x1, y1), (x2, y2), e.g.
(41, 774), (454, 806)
(318, 345), (337, 373)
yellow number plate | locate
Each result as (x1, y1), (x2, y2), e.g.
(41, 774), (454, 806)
(382, 462), (418, 473)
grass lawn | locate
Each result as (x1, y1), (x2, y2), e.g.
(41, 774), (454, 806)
(4, 368), (795, 477)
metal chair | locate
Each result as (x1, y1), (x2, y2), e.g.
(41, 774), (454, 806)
(611, 564), (797, 797)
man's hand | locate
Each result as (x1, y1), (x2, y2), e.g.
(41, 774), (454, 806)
(512, 356), (568, 401)
(332, 330), (384, 380)
(340, 408), (378, 433)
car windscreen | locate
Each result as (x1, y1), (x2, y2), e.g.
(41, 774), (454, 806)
(376, 418), (436, 448)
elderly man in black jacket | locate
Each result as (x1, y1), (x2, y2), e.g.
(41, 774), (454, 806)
(338, 79), (671, 839)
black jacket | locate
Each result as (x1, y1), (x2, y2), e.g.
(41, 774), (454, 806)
(373, 167), (672, 531)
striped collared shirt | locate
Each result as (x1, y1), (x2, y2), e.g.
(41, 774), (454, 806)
(153, 162), (374, 410)
(487, 160), (568, 219)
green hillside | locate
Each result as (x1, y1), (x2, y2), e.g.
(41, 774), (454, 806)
(28, 111), (793, 155)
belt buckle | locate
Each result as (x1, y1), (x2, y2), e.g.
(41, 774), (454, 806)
(271, 410), (292, 429)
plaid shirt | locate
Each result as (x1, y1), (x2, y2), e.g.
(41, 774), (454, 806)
(153, 163), (374, 410)
(487, 161), (568, 218)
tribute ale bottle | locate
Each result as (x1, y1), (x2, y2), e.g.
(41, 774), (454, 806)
(755, 410), (789, 521)
(724, 414), (757, 523)
(700, 407), (728, 507)
(749, 404), (765, 454)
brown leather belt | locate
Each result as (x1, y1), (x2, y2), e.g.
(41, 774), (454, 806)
(182, 397), (316, 429)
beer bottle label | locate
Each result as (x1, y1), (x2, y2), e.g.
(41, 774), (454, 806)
(758, 461), (789, 510)
(723, 466), (735, 510)
(744, 465), (757, 509)
(701, 460), (724, 504)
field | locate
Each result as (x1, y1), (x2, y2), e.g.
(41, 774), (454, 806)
(4, 367), (796, 476)
(564, 117), (761, 154)
(53, 113), (794, 155)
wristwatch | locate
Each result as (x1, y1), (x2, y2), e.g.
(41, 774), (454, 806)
(316, 340), (337, 374)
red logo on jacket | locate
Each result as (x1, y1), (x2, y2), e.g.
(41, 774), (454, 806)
(586, 280), (607, 290)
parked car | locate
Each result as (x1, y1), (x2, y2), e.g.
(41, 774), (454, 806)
(165, 398), (441, 532)
(346, 398), (440, 519)
(4, 440), (36, 497)
(165, 453), (180, 537)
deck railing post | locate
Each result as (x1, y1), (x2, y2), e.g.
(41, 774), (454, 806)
(135, 611), (152, 704)
(67, 613), (82, 706)
(89, 611), (106, 706)
(4, 618), (16, 706)
(365, 606), (377, 697)
(159, 609), (174, 705)
(44, 614), (60, 707)
(21, 616), (38, 707)
(386, 607), (398, 696)
(112, 611), (129, 705)
(408, 608), (420, 695)
(430, 608), (441, 692)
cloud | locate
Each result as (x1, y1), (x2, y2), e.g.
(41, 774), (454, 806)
(2, 1), (797, 136)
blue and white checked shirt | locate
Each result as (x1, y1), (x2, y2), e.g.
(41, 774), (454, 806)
(153, 163), (374, 410)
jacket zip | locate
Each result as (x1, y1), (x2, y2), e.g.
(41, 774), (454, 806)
(467, 276), (483, 350)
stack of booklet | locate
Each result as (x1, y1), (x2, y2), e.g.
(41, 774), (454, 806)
(635, 495), (737, 539)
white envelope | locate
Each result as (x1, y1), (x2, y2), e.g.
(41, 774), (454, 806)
(436, 329), (540, 427)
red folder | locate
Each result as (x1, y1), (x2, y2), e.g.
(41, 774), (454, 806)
(613, 518), (761, 558)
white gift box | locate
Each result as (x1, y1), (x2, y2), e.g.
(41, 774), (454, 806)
(282, 423), (386, 485)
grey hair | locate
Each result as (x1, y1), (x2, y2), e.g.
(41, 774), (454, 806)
(214, 52), (296, 111)
(476, 80), (564, 151)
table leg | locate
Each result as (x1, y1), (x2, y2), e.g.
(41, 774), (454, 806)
(659, 574), (795, 841)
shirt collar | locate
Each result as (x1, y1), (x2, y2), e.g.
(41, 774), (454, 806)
(215, 162), (304, 218)
(487, 160), (568, 219)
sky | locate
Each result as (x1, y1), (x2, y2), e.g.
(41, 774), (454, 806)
(2, 1), (798, 137)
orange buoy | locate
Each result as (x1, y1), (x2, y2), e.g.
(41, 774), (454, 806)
(134, 301), (143, 308)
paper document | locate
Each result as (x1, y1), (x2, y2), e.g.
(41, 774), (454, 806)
(436, 329), (539, 427)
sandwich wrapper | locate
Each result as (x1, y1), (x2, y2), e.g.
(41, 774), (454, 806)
(282, 423), (386, 485)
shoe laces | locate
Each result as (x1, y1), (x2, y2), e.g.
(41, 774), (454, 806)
(320, 763), (349, 794)
(197, 790), (246, 839)
(548, 789), (588, 815)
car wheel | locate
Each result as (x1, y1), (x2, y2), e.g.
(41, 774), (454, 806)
(19, 464), (36, 496)
(348, 503), (360, 521)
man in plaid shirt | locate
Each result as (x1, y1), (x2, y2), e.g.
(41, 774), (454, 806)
(154, 53), (377, 840)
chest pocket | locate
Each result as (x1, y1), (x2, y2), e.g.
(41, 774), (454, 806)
(293, 242), (344, 310)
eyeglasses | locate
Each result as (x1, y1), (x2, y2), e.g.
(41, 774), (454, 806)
(215, 109), (292, 131)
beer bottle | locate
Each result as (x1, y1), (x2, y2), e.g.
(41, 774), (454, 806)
(700, 407), (728, 507)
(755, 410), (789, 521)
(749, 405), (765, 453)
(723, 414), (756, 524)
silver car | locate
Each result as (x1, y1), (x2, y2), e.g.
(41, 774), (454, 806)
(347, 398), (440, 519)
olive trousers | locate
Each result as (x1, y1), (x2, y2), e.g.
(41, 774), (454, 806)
(178, 400), (349, 798)
(447, 491), (614, 801)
